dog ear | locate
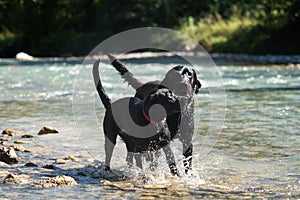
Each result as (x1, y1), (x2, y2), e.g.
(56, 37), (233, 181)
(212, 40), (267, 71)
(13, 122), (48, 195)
(192, 69), (201, 94)
(195, 80), (201, 94)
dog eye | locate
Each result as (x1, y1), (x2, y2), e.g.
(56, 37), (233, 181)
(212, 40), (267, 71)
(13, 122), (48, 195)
(182, 68), (192, 77)
(187, 71), (192, 77)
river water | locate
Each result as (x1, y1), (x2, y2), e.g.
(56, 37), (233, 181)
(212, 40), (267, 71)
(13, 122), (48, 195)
(0, 58), (299, 199)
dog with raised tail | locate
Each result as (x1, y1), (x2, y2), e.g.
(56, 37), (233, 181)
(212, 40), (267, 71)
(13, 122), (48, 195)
(107, 54), (201, 174)
(92, 59), (191, 176)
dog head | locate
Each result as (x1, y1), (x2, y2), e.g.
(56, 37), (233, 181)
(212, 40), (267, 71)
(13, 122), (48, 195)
(160, 66), (201, 97)
(144, 89), (183, 122)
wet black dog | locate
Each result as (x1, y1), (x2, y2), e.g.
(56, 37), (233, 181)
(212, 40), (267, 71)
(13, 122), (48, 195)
(93, 59), (191, 176)
(108, 54), (201, 173)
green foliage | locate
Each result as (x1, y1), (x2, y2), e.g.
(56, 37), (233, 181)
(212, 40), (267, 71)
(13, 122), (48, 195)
(0, 28), (20, 56)
(0, 0), (299, 56)
(178, 0), (300, 54)
(179, 16), (259, 52)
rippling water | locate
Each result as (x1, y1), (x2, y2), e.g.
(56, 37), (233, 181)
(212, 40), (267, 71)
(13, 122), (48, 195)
(0, 58), (299, 199)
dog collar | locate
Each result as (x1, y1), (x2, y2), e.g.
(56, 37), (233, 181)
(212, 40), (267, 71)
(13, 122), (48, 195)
(142, 102), (188, 127)
(142, 108), (161, 127)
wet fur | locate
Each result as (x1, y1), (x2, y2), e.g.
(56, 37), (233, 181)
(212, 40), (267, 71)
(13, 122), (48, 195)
(110, 56), (201, 173)
(93, 59), (189, 176)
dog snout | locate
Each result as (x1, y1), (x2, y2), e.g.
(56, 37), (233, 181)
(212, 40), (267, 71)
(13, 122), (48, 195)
(182, 68), (192, 78)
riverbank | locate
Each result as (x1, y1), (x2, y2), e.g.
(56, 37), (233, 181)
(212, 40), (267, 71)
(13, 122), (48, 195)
(2, 52), (300, 66)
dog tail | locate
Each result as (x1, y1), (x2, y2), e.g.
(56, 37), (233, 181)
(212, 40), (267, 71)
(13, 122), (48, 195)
(107, 54), (143, 89)
(92, 59), (111, 111)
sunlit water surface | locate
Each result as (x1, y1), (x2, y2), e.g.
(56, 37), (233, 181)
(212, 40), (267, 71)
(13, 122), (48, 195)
(0, 58), (299, 199)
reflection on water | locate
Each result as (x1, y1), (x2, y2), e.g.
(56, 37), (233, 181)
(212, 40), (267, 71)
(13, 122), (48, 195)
(0, 59), (299, 198)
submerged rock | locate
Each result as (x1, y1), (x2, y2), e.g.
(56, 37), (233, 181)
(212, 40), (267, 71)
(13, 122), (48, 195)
(0, 162), (9, 167)
(14, 140), (27, 144)
(42, 164), (55, 169)
(0, 138), (9, 141)
(0, 146), (18, 164)
(24, 149), (32, 153)
(33, 175), (78, 187)
(25, 162), (38, 167)
(101, 180), (134, 190)
(2, 128), (23, 136)
(77, 171), (87, 176)
(55, 156), (80, 164)
(10, 145), (26, 152)
(2, 173), (30, 184)
(143, 184), (169, 189)
(38, 126), (59, 135)
(22, 134), (35, 138)
(91, 168), (129, 181)
(0, 138), (8, 145)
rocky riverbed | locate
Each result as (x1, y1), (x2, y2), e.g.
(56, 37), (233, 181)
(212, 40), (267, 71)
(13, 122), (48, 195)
(0, 127), (77, 187)
(0, 126), (130, 188)
(0, 127), (274, 198)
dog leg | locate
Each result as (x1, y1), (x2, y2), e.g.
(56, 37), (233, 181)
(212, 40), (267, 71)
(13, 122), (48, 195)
(183, 143), (193, 173)
(149, 150), (160, 171)
(181, 113), (194, 174)
(126, 152), (134, 167)
(134, 153), (143, 169)
(163, 145), (180, 176)
(104, 136), (116, 171)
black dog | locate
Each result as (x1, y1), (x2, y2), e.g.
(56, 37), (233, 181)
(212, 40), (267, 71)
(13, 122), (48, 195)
(93, 59), (190, 176)
(108, 54), (201, 173)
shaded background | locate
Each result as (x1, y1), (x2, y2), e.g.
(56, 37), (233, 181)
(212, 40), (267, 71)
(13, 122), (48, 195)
(0, 0), (299, 57)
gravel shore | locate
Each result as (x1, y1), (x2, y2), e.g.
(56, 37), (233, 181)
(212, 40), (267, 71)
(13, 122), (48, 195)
(3, 52), (300, 66)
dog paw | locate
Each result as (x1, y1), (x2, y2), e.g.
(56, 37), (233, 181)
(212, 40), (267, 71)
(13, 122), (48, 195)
(170, 169), (181, 177)
(149, 162), (158, 171)
(174, 171), (181, 177)
(138, 172), (149, 183)
(104, 165), (111, 171)
(184, 167), (193, 175)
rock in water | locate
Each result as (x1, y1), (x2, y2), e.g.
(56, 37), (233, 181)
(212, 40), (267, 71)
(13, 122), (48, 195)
(33, 175), (78, 187)
(38, 126), (59, 135)
(10, 145), (26, 152)
(16, 52), (34, 61)
(55, 156), (80, 164)
(42, 164), (55, 169)
(25, 162), (38, 167)
(14, 140), (27, 144)
(0, 146), (18, 164)
(2, 173), (30, 184)
(2, 128), (23, 136)
(22, 134), (35, 138)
